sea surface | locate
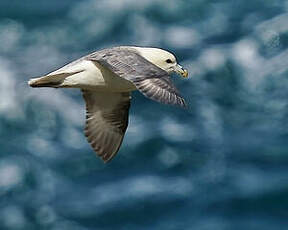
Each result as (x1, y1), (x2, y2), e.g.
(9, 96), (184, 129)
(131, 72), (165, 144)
(1, 0), (288, 229)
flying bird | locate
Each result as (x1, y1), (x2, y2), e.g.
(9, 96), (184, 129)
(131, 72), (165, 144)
(28, 46), (188, 162)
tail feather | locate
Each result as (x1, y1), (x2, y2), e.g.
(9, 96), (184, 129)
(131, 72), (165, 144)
(28, 72), (76, 88)
(28, 77), (60, 88)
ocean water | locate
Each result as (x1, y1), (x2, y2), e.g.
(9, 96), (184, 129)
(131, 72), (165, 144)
(1, 0), (288, 229)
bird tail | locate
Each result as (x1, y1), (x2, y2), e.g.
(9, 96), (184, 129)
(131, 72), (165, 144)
(28, 73), (73, 88)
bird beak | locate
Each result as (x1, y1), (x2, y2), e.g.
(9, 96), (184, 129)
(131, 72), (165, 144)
(174, 64), (188, 78)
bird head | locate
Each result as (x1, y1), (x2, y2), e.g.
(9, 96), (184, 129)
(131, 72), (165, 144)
(134, 47), (188, 78)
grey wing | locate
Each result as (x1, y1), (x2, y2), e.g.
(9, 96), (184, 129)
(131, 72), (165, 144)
(88, 48), (186, 108)
(82, 90), (130, 162)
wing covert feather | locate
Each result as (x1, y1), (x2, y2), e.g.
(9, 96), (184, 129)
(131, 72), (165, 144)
(88, 47), (186, 107)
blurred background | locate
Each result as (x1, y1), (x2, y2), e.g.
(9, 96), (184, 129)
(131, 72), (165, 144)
(1, 0), (288, 229)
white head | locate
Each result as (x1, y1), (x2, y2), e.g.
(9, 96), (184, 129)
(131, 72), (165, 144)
(133, 47), (188, 77)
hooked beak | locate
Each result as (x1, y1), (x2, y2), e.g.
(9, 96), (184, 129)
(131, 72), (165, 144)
(173, 64), (188, 78)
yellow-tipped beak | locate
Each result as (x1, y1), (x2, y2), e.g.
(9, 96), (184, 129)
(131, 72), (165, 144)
(182, 69), (188, 78)
(174, 64), (188, 78)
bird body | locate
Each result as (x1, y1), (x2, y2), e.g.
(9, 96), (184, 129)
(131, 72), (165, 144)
(28, 46), (188, 162)
(29, 56), (136, 92)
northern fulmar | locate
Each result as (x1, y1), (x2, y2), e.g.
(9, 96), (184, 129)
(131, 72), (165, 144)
(28, 46), (188, 162)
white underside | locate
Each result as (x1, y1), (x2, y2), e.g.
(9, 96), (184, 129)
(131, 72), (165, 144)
(48, 59), (136, 92)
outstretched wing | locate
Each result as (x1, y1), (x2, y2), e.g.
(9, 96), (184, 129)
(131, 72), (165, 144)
(82, 90), (131, 162)
(88, 47), (186, 108)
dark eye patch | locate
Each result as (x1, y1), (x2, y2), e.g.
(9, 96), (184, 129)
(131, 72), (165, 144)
(166, 59), (172, 63)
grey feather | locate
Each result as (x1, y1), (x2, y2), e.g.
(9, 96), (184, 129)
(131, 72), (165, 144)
(82, 90), (131, 162)
(87, 47), (186, 107)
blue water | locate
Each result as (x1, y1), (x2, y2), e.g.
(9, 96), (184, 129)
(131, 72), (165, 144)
(1, 0), (288, 229)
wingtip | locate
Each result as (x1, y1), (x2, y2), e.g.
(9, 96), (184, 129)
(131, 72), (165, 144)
(180, 98), (188, 109)
(102, 155), (113, 163)
(95, 149), (118, 163)
(172, 95), (187, 109)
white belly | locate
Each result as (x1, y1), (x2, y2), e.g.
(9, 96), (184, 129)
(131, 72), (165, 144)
(50, 60), (136, 92)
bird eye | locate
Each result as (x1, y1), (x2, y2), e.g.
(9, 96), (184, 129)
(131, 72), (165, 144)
(166, 59), (173, 63)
